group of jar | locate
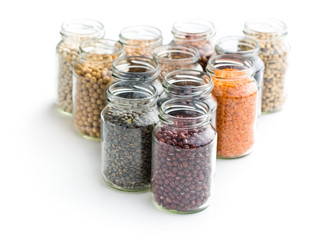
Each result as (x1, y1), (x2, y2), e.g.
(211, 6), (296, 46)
(56, 18), (290, 214)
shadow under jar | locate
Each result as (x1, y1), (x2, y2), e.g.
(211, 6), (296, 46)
(101, 82), (159, 191)
(153, 44), (202, 82)
(157, 69), (217, 128)
(152, 99), (217, 214)
(171, 19), (216, 71)
(112, 56), (163, 95)
(243, 18), (290, 113)
(119, 25), (162, 58)
(206, 54), (258, 159)
(56, 19), (104, 115)
(73, 39), (125, 140)
(215, 36), (264, 116)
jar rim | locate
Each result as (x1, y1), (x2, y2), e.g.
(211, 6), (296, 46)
(119, 25), (163, 46)
(112, 56), (160, 81)
(107, 81), (158, 107)
(60, 18), (104, 38)
(215, 35), (259, 57)
(206, 54), (255, 80)
(243, 18), (288, 39)
(172, 19), (216, 40)
(163, 69), (213, 96)
(153, 44), (199, 65)
(79, 39), (124, 60)
(160, 99), (212, 126)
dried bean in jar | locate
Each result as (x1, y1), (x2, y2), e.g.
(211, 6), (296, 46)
(152, 99), (216, 214)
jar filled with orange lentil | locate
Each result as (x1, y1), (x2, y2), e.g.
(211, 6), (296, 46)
(206, 54), (258, 158)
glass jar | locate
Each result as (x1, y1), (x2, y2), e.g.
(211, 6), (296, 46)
(73, 39), (125, 140)
(101, 82), (159, 192)
(153, 44), (202, 82)
(171, 19), (216, 70)
(112, 56), (163, 95)
(157, 69), (217, 128)
(243, 18), (290, 113)
(56, 19), (105, 115)
(119, 25), (163, 58)
(152, 99), (217, 214)
(206, 54), (258, 158)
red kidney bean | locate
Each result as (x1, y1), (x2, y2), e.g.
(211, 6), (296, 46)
(152, 121), (216, 213)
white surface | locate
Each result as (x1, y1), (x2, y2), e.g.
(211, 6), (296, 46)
(1, 0), (329, 239)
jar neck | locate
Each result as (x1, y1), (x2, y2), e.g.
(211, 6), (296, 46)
(112, 56), (160, 83)
(206, 54), (255, 82)
(119, 25), (162, 47)
(243, 18), (288, 41)
(153, 44), (199, 65)
(172, 19), (216, 41)
(163, 69), (213, 98)
(60, 19), (104, 47)
(107, 82), (157, 110)
(159, 99), (211, 128)
(78, 39), (124, 65)
(215, 36), (260, 59)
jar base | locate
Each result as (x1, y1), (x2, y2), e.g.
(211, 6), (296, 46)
(261, 107), (283, 114)
(151, 196), (208, 214)
(216, 149), (252, 159)
(103, 178), (150, 192)
(56, 106), (73, 117)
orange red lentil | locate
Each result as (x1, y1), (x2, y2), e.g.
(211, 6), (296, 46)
(212, 68), (258, 158)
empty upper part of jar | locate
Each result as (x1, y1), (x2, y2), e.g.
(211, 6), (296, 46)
(60, 19), (105, 40)
(107, 81), (157, 109)
(163, 69), (213, 97)
(153, 44), (199, 65)
(78, 39), (125, 63)
(119, 25), (163, 46)
(172, 19), (216, 40)
(206, 54), (255, 79)
(112, 56), (160, 82)
(243, 18), (288, 39)
(215, 36), (260, 58)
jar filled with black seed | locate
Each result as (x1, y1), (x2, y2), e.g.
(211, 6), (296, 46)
(157, 69), (217, 129)
(101, 82), (159, 192)
(112, 56), (163, 95)
(152, 99), (217, 214)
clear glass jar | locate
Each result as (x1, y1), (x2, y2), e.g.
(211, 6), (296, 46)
(101, 82), (159, 192)
(119, 25), (162, 58)
(56, 19), (105, 115)
(73, 39), (125, 140)
(112, 56), (163, 95)
(171, 19), (216, 70)
(243, 18), (290, 113)
(152, 99), (217, 214)
(153, 44), (202, 82)
(206, 54), (258, 158)
(157, 69), (217, 128)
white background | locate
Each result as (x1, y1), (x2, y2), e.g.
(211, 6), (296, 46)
(1, 0), (329, 239)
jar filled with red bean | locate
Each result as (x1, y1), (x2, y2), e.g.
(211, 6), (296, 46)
(152, 99), (217, 214)
(171, 19), (216, 70)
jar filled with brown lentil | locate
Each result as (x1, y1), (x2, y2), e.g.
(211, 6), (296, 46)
(152, 99), (216, 214)
(153, 44), (202, 82)
(119, 25), (162, 58)
(56, 19), (104, 115)
(157, 69), (217, 128)
(215, 36), (264, 116)
(112, 56), (163, 95)
(243, 18), (290, 113)
(101, 82), (159, 192)
(171, 19), (216, 70)
(73, 39), (125, 140)
(206, 54), (258, 158)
